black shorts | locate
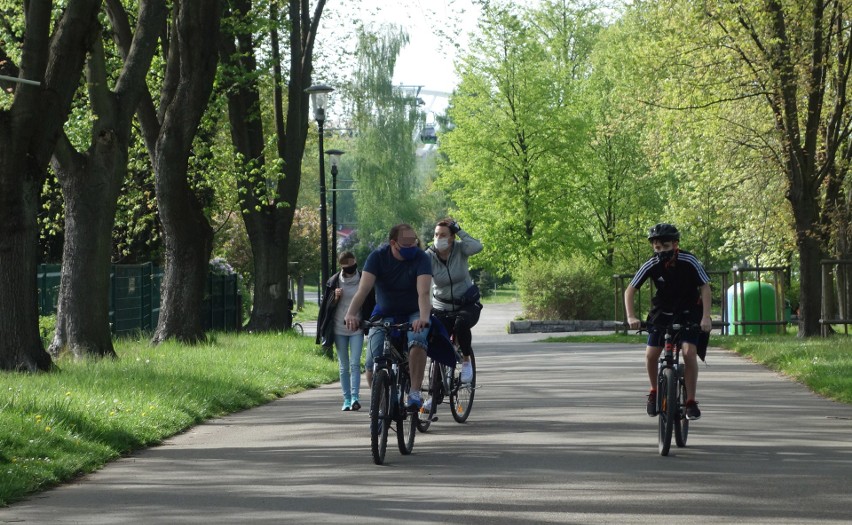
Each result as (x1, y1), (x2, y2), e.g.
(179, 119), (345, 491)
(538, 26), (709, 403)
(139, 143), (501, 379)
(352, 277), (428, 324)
(646, 324), (702, 348)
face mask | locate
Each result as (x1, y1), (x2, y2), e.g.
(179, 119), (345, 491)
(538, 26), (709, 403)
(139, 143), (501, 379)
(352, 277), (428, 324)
(342, 264), (357, 275)
(434, 238), (450, 251)
(656, 249), (676, 264)
(398, 245), (419, 261)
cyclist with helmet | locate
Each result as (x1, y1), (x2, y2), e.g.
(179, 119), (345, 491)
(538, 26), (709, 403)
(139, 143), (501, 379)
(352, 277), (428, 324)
(624, 223), (712, 420)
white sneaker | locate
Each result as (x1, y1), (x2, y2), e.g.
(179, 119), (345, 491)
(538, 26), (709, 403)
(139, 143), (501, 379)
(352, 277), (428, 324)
(460, 362), (473, 383)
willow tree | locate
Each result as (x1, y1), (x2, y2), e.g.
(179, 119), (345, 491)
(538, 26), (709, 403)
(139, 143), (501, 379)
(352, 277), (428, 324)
(349, 25), (424, 247)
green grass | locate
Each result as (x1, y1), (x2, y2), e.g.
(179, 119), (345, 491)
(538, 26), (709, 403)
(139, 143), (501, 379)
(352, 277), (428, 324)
(480, 285), (520, 304)
(544, 331), (852, 405)
(0, 332), (336, 506)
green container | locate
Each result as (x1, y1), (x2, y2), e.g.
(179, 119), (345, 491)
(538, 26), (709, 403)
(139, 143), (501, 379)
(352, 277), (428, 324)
(727, 281), (776, 335)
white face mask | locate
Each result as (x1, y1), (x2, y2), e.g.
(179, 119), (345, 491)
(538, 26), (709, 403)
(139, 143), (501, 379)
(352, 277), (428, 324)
(434, 238), (450, 251)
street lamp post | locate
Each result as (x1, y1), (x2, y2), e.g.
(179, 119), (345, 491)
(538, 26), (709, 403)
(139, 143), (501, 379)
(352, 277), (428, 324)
(325, 149), (345, 267)
(305, 84), (334, 293)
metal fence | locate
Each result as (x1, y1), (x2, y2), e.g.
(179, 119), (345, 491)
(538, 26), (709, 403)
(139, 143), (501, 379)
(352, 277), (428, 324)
(37, 263), (241, 336)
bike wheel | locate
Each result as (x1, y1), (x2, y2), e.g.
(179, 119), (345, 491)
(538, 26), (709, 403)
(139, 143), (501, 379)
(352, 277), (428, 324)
(417, 360), (440, 432)
(292, 323), (304, 336)
(450, 350), (476, 423)
(370, 369), (390, 465)
(658, 367), (676, 456)
(674, 375), (689, 448)
(397, 373), (416, 455)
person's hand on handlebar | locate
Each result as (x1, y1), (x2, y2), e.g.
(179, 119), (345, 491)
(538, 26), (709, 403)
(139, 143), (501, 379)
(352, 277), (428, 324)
(627, 316), (641, 330)
(700, 315), (712, 333)
(411, 317), (430, 332)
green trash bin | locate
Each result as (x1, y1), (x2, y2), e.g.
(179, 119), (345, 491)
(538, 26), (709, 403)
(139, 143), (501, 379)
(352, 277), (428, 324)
(727, 281), (776, 335)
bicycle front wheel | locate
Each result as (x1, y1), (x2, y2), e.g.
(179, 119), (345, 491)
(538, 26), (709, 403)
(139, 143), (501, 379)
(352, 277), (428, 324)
(450, 351), (476, 423)
(397, 373), (416, 455)
(658, 367), (676, 456)
(417, 360), (440, 432)
(371, 369), (391, 465)
(674, 375), (689, 448)
(292, 323), (304, 336)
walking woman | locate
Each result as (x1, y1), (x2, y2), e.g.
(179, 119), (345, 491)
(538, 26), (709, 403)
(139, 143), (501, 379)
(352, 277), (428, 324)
(317, 251), (375, 411)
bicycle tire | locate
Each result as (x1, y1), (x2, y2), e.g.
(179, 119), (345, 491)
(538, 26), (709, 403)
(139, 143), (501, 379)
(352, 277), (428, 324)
(371, 369), (390, 465)
(674, 375), (689, 447)
(397, 372), (416, 455)
(450, 350), (476, 423)
(417, 360), (440, 432)
(292, 323), (304, 336)
(658, 367), (676, 456)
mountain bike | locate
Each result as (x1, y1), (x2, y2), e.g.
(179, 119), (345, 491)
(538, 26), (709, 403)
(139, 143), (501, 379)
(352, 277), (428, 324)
(417, 313), (476, 431)
(655, 321), (696, 456)
(362, 319), (418, 465)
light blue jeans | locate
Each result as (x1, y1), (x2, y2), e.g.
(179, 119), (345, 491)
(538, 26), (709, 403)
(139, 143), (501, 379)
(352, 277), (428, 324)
(367, 312), (429, 370)
(335, 332), (365, 400)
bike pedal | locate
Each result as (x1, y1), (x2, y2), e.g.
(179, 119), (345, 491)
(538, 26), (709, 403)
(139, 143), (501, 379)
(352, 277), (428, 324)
(431, 416), (439, 422)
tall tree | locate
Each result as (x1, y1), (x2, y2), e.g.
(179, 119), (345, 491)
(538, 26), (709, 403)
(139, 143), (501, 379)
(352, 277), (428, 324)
(48, 0), (167, 358)
(634, 0), (852, 336)
(349, 25), (424, 247)
(0, 0), (102, 371)
(147, 0), (222, 343)
(218, 0), (326, 331)
(438, 2), (591, 275)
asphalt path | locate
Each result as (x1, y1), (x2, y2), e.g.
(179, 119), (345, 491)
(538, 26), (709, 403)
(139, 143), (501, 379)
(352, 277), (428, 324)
(3, 303), (852, 523)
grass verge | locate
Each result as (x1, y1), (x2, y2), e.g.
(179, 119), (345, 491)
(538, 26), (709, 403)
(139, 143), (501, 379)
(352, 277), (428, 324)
(0, 332), (336, 506)
(543, 332), (852, 405)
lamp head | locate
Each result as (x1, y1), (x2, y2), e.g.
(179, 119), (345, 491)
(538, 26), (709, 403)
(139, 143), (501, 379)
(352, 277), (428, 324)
(305, 84), (334, 123)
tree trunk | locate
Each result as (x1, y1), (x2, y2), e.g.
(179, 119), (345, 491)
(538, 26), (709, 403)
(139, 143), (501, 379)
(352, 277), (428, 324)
(48, 0), (166, 357)
(217, 0), (325, 331)
(0, 0), (101, 371)
(0, 145), (53, 371)
(48, 137), (120, 358)
(150, 0), (221, 344)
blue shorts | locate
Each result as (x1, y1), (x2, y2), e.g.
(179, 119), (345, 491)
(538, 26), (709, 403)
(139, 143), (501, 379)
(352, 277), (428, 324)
(367, 312), (429, 369)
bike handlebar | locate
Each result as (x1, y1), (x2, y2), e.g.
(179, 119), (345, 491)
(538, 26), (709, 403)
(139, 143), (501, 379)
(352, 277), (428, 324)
(359, 319), (428, 332)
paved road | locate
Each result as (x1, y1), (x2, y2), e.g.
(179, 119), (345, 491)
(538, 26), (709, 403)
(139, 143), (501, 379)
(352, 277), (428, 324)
(3, 303), (852, 523)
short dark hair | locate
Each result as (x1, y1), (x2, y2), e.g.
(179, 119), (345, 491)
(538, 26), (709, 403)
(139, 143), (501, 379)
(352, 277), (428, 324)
(338, 251), (355, 263)
(388, 223), (414, 242)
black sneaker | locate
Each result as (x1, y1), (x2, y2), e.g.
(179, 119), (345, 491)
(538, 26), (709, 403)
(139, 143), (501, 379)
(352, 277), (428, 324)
(646, 390), (658, 417)
(686, 400), (701, 420)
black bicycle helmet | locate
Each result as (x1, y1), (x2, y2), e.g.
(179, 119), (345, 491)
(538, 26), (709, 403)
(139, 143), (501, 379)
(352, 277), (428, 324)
(647, 223), (680, 242)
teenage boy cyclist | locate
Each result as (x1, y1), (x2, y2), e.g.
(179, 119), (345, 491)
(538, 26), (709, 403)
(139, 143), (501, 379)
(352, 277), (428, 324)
(624, 223), (712, 420)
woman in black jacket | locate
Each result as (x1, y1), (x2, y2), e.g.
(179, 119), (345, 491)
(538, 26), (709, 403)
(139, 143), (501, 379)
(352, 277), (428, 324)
(316, 251), (375, 410)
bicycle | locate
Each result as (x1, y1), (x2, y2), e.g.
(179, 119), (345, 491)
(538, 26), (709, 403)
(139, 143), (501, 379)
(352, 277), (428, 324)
(291, 310), (304, 336)
(654, 321), (696, 456)
(417, 313), (477, 432)
(361, 319), (418, 465)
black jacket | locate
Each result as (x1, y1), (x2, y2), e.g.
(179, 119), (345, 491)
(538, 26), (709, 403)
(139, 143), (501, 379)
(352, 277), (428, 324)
(315, 270), (376, 347)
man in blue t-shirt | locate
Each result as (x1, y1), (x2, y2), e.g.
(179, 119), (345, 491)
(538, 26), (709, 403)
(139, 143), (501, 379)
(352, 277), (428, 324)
(344, 223), (432, 409)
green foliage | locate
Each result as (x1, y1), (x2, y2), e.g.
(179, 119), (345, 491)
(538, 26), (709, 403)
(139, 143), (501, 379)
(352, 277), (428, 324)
(348, 25), (426, 247)
(438, 2), (606, 277)
(0, 332), (337, 506)
(516, 255), (611, 320)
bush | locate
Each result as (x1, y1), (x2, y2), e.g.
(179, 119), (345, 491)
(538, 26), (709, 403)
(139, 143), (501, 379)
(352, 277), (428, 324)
(516, 256), (611, 320)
